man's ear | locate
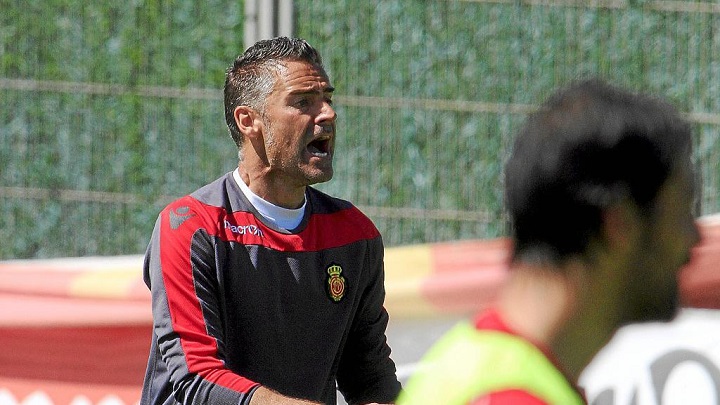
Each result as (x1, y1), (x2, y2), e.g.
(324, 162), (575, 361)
(234, 106), (262, 140)
(601, 202), (641, 254)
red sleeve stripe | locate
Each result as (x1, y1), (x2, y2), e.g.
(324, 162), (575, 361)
(158, 203), (258, 394)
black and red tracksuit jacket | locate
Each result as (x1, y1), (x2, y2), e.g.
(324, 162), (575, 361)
(141, 172), (401, 404)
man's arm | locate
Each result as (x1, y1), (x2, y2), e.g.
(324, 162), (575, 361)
(248, 386), (321, 404)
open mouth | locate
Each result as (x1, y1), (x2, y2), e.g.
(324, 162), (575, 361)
(307, 137), (331, 157)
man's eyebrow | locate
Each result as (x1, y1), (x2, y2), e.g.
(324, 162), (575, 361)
(290, 85), (335, 95)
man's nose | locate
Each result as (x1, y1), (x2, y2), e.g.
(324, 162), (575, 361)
(318, 100), (336, 123)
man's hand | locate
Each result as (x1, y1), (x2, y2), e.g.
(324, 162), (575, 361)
(249, 386), (323, 405)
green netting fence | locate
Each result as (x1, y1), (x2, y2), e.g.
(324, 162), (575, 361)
(1, 0), (719, 259)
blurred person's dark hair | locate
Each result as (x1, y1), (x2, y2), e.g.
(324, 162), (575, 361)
(504, 78), (694, 266)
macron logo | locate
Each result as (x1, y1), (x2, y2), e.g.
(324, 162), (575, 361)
(169, 206), (196, 230)
(224, 219), (264, 237)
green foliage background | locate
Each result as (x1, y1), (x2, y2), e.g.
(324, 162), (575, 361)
(1, 1), (719, 259)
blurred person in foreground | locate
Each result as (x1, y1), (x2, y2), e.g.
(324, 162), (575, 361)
(141, 37), (401, 405)
(397, 79), (700, 405)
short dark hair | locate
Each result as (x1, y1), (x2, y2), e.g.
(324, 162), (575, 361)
(504, 78), (693, 264)
(223, 37), (325, 147)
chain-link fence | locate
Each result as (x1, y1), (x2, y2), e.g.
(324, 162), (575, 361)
(2, 0), (719, 258)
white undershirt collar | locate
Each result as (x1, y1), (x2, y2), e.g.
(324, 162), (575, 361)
(233, 168), (306, 230)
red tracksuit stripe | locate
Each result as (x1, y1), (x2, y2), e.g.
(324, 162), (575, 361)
(219, 207), (380, 251)
(159, 203), (258, 394)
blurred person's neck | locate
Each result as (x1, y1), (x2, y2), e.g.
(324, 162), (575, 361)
(496, 259), (613, 381)
(551, 253), (632, 381)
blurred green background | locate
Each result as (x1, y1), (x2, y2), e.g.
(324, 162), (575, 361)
(1, 1), (719, 259)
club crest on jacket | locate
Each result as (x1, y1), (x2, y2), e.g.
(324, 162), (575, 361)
(326, 264), (346, 302)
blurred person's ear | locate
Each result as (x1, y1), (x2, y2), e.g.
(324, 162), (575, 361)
(599, 201), (643, 257)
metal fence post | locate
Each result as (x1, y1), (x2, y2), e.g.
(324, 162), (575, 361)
(244, 0), (295, 50)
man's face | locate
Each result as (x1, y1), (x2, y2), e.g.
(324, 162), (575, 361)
(624, 165), (700, 323)
(259, 60), (336, 188)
